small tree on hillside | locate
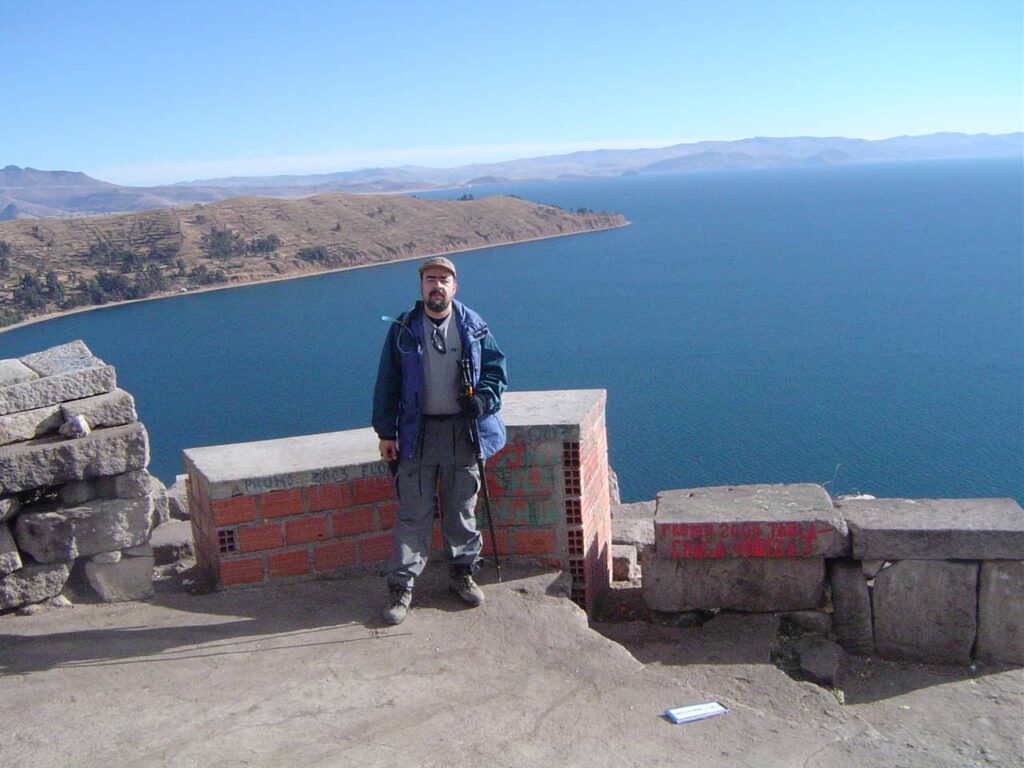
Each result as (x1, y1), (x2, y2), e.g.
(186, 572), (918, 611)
(249, 234), (282, 255)
(297, 245), (338, 265)
(201, 227), (246, 261)
(45, 270), (64, 301)
(14, 273), (47, 309)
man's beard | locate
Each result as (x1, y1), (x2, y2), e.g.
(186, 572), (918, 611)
(426, 294), (451, 313)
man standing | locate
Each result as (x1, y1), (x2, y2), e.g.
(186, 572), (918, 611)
(372, 256), (508, 625)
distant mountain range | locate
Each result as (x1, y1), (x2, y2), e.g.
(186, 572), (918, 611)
(3, 132), (1021, 219)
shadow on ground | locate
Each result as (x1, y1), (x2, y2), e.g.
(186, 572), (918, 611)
(592, 608), (1016, 705)
(0, 559), (543, 676)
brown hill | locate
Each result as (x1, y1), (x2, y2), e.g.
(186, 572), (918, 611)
(0, 192), (626, 327)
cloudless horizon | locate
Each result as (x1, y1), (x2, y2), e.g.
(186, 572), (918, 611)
(2, 0), (1021, 186)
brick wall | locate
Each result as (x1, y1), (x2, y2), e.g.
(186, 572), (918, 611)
(184, 390), (611, 615)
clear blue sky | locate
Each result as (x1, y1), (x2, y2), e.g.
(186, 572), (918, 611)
(2, 0), (1021, 185)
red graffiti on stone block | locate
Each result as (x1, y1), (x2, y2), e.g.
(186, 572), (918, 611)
(666, 521), (829, 559)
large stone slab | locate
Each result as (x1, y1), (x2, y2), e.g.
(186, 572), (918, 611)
(0, 365), (117, 416)
(828, 560), (874, 655)
(0, 522), (22, 576)
(654, 483), (847, 559)
(19, 340), (102, 377)
(842, 498), (1024, 560)
(611, 500), (655, 547)
(0, 562), (69, 609)
(0, 421), (149, 494)
(13, 495), (156, 563)
(873, 560), (977, 664)
(84, 553), (154, 602)
(641, 545), (825, 612)
(976, 560), (1024, 666)
(0, 358), (39, 387)
(0, 402), (63, 446)
(61, 388), (137, 430)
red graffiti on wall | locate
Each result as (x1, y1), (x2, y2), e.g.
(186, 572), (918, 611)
(665, 521), (831, 559)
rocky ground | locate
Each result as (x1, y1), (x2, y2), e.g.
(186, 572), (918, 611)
(1, 557), (1020, 768)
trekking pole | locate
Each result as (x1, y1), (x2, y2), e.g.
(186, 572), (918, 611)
(458, 358), (502, 582)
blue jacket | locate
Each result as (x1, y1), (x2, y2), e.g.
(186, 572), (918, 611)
(372, 299), (508, 460)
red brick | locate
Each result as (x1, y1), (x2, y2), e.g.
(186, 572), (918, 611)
(268, 550), (310, 578)
(377, 501), (399, 531)
(260, 488), (304, 519)
(211, 496), (256, 526)
(481, 529), (510, 556)
(307, 483), (352, 512)
(314, 540), (357, 571)
(220, 557), (264, 586)
(490, 442), (526, 469)
(286, 515), (329, 545)
(359, 533), (394, 563)
(351, 475), (396, 505)
(485, 474), (506, 498)
(239, 523), (283, 552)
(333, 506), (376, 537)
(513, 528), (557, 555)
(430, 522), (443, 551)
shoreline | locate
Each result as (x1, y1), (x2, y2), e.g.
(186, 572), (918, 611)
(0, 221), (629, 335)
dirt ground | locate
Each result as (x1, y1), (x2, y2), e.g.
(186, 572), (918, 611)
(1, 563), (1021, 768)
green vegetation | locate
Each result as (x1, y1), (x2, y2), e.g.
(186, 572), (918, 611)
(0, 228), (256, 324)
(202, 227), (283, 260)
(149, 243), (181, 263)
(0, 240), (11, 276)
(201, 226), (247, 261)
(297, 245), (334, 264)
(0, 307), (23, 326)
(188, 264), (227, 286)
(249, 233), (282, 255)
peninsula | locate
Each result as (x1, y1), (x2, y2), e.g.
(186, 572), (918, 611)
(0, 192), (627, 328)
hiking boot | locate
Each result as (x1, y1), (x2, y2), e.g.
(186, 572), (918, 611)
(448, 565), (485, 606)
(382, 583), (412, 625)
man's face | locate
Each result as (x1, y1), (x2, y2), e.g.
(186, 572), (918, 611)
(421, 268), (457, 315)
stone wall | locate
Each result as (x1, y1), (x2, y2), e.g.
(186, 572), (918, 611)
(637, 484), (1024, 666)
(184, 390), (612, 614)
(0, 341), (166, 610)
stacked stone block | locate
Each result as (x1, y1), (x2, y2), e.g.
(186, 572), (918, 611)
(184, 389), (613, 615)
(643, 484), (845, 613)
(639, 483), (1024, 666)
(0, 341), (161, 610)
(838, 497), (1024, 665)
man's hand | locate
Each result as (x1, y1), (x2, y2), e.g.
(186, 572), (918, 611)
(459, 393), (487, 418)
(379, 439), (398, 461)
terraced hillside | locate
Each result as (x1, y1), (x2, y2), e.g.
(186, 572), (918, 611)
(0, 192), (626, 326)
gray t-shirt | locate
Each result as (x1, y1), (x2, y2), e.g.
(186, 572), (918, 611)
(421, 313), (462, 415)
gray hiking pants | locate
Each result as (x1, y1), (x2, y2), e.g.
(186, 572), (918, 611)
(383, 416), (482, 589)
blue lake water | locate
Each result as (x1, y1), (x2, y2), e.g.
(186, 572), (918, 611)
(1, 159), (1021, 504)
